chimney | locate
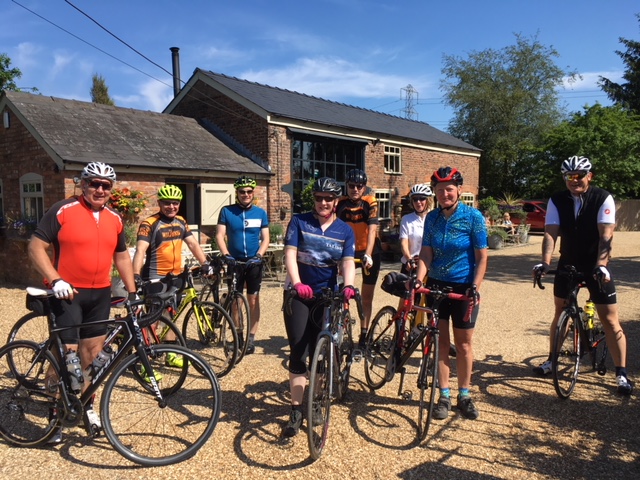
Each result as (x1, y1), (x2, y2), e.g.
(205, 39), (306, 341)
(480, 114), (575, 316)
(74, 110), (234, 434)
(170, 47), (181, 97)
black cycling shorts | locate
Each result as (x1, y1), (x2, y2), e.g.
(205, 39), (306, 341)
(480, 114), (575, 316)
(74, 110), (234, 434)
(51, 287), (112, 343)
(229, 262), (263, 295)
(425, 278), (478, 330)
(355, 251), (381, 286)
(282, 291), (325, 375)
(553, 262), (617, 305)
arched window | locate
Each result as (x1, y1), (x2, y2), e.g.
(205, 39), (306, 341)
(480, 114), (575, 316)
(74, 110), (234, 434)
(20, 173), (44, 221)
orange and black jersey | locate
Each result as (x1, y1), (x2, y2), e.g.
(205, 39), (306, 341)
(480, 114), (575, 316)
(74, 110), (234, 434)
(137, 213), (193, 279)
(33, 195), (127, 289)
(335, 195), (379, 253)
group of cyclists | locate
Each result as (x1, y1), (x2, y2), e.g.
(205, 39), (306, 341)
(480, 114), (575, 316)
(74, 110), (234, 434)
(24, 154), (632, 446)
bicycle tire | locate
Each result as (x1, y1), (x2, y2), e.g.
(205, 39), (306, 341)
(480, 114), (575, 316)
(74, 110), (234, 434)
(143, 316), (186, 347)
(100, 344), (221, 466)
(307, 335), (331, 460)
(335, 310), (353, 402)
(417, 331), (439, 441)
(7, 312), (49, 345)
(364, 306), (397, 390)
(588, 310), (608, 375)
(0, 341), (61, 446)
(552, 311), (580, 399)
(227, 291), (251, 363)
(182, 301), (238, 378)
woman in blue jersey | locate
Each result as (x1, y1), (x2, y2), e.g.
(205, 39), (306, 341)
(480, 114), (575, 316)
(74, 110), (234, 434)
(281, 177), (356, 437)
(414, 167), (488, 421)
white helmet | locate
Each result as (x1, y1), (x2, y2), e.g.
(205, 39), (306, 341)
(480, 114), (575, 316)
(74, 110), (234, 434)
(409, 184), (433, 197)
(81, 162), (117, 182)
(561, 156), (592, 174)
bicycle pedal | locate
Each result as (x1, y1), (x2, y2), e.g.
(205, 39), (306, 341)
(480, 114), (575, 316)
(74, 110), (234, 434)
(351, 349), (363, 362)
(402, 390), (413, 401)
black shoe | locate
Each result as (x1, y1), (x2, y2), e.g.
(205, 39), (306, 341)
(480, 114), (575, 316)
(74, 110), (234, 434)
(533, 360), (552, 375)
(617, 375), (634, 395)
(432, 396), (451, 420)
(457, 395), (479, 420)
(238, 336), (245, 352)
(245, 342), (255, 355)
(283, 409), (303, 437)
(358, 333), (367, 349)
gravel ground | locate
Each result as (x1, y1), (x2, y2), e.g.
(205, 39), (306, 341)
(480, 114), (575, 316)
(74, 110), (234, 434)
(0, 232), (638, 480)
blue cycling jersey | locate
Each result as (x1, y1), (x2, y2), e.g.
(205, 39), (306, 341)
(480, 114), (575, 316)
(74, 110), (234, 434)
(422, 202), (487, 284)
(284, 212), (355, 293)
(217, 204), (269, 260)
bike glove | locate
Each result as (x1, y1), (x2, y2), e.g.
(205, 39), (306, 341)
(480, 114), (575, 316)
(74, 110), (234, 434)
(293, 282), (314, 300)
(51, 279), (73, 299)
(134, 274), (144, 289)
(201, 263), (215, 276)
(593, 265), (611, 282)
(246, 255), (263, 266)
(465, 284), (480, 305)
(342, 285), (356, 301)
(223, 255), (236, 267)
(532, 262), (549, 275)
(362, 254), (373, 269)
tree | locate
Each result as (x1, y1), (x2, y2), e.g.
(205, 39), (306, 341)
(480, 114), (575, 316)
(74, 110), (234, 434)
(0, 53), (23, 93)
(440, 34), (577, 197)
(599, 14), (640, 114)
(90, 73), (115, 105)
(531, 104), (640, 199)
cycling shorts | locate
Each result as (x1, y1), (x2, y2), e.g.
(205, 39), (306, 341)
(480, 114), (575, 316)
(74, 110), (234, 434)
(356, 250), (381, 285)
(553, 265), (617, 305)
(51, 287), (112, 343)
(425, 278), (478, 330)
(229, 262), (263, 295)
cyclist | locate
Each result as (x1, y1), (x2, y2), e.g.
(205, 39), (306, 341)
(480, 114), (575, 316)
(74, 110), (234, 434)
(281, 177), (356, 437)
(399, 184), (433, 275)
(414, 167), (487, 420)
(335, 168), (381, 348)
(28, 162), (138, 441)
(532, 155), (633, 395)
(216, 175), (270, 354)
(132, 184), (212, 367)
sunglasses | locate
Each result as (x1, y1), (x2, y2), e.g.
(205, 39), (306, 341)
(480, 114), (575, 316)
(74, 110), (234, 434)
(347, 183), (365, 190)
(563, 172), (588, 181)
(160, 200), (180, 207)
(87, 180), (113, 191)
(313, 195), (336, 203)
(412, 196), (428, 202)
(237, 189), (254, 195)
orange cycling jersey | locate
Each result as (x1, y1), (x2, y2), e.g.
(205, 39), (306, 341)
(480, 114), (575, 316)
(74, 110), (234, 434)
(336, 194), (379, 252)
(33, 195), (127, 289)
(137, 213), (193, 279)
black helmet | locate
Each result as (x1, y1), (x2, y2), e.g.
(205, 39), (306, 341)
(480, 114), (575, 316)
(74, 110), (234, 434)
(346, 169), (367, 185)
(430, 166), (463, 186)
(312, 177), (342, 196)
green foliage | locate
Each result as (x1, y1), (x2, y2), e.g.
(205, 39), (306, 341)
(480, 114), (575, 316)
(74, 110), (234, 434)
(441, 34), (577, 198)
(300, 179), (315, 212)
(1, 53), (22, 93)
(487, 226), (509, 241)
(269, 223), (284, 243)
(599, 14), (640, 114)
(90, 73), (115, 106)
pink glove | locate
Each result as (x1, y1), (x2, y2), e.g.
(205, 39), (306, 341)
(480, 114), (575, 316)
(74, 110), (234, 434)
(294, 282), (314, 300)
(342, 286), (356, 301)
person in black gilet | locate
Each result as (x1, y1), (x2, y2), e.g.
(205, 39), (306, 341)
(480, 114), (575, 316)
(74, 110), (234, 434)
(532, 156), (632, 395)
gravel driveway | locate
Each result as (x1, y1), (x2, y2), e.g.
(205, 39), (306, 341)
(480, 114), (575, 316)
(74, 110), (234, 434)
(0, 232), (638, 479)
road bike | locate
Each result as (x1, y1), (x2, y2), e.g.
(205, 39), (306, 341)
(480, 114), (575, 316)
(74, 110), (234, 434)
(285, 285), (364, 460)
(199, 256), (251, 362)
(0, 287), (221, 466)
(364, 271), (471, 442)
(534, 265), (609, 399)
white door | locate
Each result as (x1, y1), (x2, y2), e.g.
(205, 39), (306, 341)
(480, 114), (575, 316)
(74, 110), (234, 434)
(200, 183), (235, 225)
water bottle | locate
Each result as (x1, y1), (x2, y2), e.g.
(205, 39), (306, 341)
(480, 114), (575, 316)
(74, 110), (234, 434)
(583, 300), (596, 330)
(88, 346), (113, 380)
(65, 350), (84, 393)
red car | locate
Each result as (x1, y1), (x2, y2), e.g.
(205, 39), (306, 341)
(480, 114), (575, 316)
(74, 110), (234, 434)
(513, 200), (547, 231)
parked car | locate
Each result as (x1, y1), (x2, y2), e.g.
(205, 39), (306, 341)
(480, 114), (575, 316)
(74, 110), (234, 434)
(513, 200), (547, 231)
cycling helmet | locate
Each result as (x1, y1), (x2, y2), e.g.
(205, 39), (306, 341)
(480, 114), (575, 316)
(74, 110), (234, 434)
(345, 169), (368, 185)
(409, 184), (433, 197)
(430, 166), (463, 186)
(234, 175), (257, 190)
(312, 177), (342, 196)
(561, 155), (592, 173)
(81, 162), (116, 182)
(157, 184), (183, 201)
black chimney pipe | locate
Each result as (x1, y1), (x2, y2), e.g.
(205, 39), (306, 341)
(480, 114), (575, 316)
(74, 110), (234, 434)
(170, 47), (181, 97)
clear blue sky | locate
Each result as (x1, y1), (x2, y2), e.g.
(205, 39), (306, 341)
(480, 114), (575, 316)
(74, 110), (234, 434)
(3, 0), (638, 131)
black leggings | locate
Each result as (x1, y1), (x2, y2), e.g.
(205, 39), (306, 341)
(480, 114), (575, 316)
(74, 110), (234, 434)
(282, 292), (325, 375)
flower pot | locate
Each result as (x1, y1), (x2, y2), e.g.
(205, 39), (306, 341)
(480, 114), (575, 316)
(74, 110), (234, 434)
(487, 233), (504, 250)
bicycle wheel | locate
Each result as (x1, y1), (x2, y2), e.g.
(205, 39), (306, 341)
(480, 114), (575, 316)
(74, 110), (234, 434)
(142, 316), (186, 347)
(0, 341), (61, 446)
(552, 311), (580, 399)
(307, 335), (331, 460)
(182, 301), (238, 378)
(100, 345), (221, 467)
(7, 312), (49, 345)
(228, 291), (250, 363)
(417, 330), (439, 442)
(335, 310), (353, 402)
(364, 306), (397, 390)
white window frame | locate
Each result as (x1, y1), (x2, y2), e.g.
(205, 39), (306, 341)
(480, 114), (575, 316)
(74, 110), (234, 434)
(460, 192), (475, 207)
(384, 145), (402, 174)
(374, 189), (393, 220)
(20, 173), (44, 221)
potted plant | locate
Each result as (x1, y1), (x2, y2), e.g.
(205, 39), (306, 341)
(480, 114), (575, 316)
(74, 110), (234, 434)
(487, 227), (508, 249)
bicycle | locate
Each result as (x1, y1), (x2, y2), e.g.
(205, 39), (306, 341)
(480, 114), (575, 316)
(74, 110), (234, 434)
(364, 271), (471, 442)
(156, 263), (239, 377)
(0, 287), (221, 466)
(534, 265), (609, 399)
(199, 256), (251, 362)
(284, 284), (364, 460)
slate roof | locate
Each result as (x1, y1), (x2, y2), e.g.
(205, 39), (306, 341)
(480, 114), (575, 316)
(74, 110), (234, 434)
(193, 69), (479, 153)
(2, 91), (267, 175)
